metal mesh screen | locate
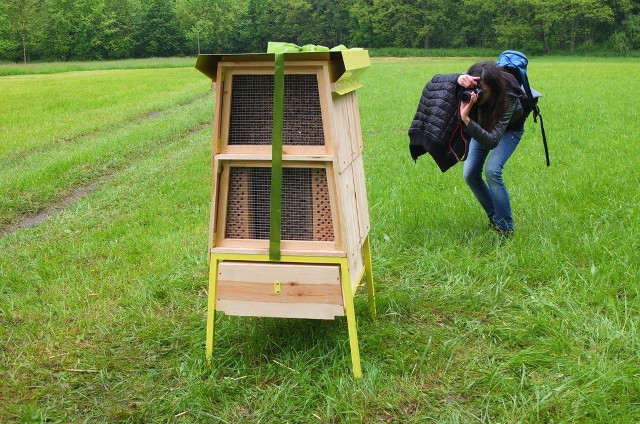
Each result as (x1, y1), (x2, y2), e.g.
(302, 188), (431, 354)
(225, 167), (334, 241)
(228, 74), (325, 146)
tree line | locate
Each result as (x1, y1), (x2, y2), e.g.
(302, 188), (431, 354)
(1, 0), (639, 63)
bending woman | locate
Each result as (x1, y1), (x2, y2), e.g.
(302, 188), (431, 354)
(458, 61), (525, 237)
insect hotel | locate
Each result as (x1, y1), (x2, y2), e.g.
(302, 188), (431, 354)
(195, 49), (375, 377)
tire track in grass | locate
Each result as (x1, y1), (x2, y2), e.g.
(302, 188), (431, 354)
(1, 122), (211, 236)
(1, 182), (101, 235)
(0, 97), (213, 236)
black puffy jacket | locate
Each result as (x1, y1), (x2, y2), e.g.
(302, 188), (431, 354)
(408, 73), (466, 172)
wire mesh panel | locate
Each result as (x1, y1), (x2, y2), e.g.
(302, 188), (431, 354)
(225, 167), (334, 241)
(228, 74), (325, 146)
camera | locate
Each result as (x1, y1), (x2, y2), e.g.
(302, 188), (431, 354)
(459, 87), (485, 103)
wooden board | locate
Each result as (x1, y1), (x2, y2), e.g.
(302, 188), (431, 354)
(330, 91), (364, 173)
(216, 261), (345, 319)
(215, 300), (344, 320)
(335, 161), (367, 289)
(352, 153), (371, 243)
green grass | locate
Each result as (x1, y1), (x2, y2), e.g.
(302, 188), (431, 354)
(1, 57), (639, 422)
(0, 67), (208, 158)
(0, 57), (196, 76)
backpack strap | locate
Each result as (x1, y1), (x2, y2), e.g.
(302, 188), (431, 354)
(537, 109), (550, 166)
(518, 68), (534, 100)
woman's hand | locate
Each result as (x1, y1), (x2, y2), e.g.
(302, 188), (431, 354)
(459, 92), (478, 125)
(457, 74), (480, 88)
(458, 74), (479, 125)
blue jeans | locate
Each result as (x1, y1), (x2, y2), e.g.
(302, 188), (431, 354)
(463, 129), (524, 232)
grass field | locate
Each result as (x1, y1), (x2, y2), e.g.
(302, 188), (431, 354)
(1, 56), (639, 422)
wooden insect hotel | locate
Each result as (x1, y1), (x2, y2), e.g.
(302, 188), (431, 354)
(195, 49), (375, 377)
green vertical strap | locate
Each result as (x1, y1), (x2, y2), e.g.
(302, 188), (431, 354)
(269, 52), (285, 262)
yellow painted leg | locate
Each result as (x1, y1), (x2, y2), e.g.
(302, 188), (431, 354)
(363, 235), (376, 318)
(339, 259), (362, 378)
(205, 256), (220, 370)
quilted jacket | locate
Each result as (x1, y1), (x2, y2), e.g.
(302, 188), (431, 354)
(408, 73), (463, 172)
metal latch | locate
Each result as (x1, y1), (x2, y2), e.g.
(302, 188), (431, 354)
(274, 280), (281, 295)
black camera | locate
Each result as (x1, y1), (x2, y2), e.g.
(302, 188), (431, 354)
(459, 87), (485, 103)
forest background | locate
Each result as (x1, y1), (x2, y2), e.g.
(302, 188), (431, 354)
(2, 0), (640, 63)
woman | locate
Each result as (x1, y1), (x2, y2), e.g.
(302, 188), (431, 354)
(458, 61), (524, 238)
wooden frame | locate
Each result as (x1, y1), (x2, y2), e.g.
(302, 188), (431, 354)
(215, 63), (334, 157)
(210, 159), (343, 254)
(198, 52), (374, 378)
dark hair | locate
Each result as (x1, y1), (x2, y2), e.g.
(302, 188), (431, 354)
(466, 61), (508, 131)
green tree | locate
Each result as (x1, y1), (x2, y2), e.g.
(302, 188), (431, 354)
(42, 0), (119, 60)
(233, 0), (271, 52)
(65, 0), (105, 60)
(175, 0), (242, 54)
(303, 0), (354, 47)
(42, 0), (74, 60)
(456, 0), (498, 48)
(414, 0), (454, 48)
(134, 0), (185, 57)
(529, 0), (566, 52)
(493, 0), (540, 51)
(349, 0), (374, 47)
(350, 0), (425, 48)
(567, 0), (614, 50)
(0, 0), (15, 59)
(92, 0), (140, 59)
(533, 0), (614, 51)
(270, 0), (314, 45)
(234, 0), (316, 52)
(621, 12), (640, 48)
(4, 0), (44, 63)
(1, 0), (639, 62)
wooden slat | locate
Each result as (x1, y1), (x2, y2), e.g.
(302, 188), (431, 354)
(210, 246), (346, 257)
(336, 162), (365, 289)
(217, 281), (342, 304)
(217, 300), (344, 319)
(219, 261), (340, 284)
(317, 63), (334, 156)
(218, 146), (330, 157)
(347, 93), (364, 157)
(331, 92), (351, 173)
(213, 237), (340, 252)
(208, 160), (222, 251)
(352, 154), (371, 242)
(212, 63), (224, 154)
(214, 165), (231, 248)
(218, 72), (233, 152)
(331, 91), (364, 174)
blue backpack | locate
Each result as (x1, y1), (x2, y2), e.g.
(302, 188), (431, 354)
(497, 50), (550, 166)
